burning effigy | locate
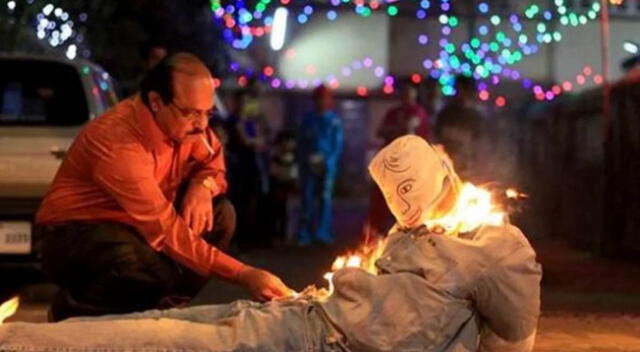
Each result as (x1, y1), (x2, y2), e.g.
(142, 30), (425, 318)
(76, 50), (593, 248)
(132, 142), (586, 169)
(0, 135), (541, 352)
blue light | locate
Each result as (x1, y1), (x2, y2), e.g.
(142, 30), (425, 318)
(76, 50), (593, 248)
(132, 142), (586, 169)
(478, 2), (489, 14)
(327, 10), (337, 21)
(303, 5), (313, 15)
(297, 14), (308, 24)
(416, 9), (426, 19)
(420, 0), (430, 9)
(479, 25), (488, 36)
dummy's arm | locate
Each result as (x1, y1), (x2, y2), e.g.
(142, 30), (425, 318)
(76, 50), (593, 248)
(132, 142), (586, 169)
(478, 327), (536, 352)
(473, 243), (542, 347)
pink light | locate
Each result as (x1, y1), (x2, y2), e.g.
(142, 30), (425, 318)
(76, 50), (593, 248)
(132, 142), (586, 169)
(533, 85), (543, 95)
(383, 85), (394, 94)
(306, 65), (316, 75)
(583, 66), (593, 76)
(545, 91), (554, 100)
(535, 92), (545, 101)
(271, 78), (281, 88)
(479, 90), (490, 101)
(495, 96), (506, 107)
(576, 75), (586, 85)
(562, 81), (573, 91)
(552, 85), (562, 95)
(594, 75), (603, 84)
(356, 86), (368, 97)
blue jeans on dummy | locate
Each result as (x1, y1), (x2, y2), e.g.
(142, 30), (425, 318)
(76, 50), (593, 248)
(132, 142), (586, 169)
(0, 300), (349, 352)
(298, 168), (337, 245)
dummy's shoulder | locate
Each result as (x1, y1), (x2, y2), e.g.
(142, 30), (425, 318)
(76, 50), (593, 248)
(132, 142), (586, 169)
(474, 224), (537, 261)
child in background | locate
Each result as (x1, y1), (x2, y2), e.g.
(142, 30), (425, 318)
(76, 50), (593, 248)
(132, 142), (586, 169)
(267, 130), (298, 247)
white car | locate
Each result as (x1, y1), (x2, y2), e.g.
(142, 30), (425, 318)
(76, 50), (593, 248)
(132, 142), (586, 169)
(0, 54), (118, 265)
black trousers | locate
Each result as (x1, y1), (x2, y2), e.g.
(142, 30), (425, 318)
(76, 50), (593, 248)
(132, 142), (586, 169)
(37, 196), (236, 322)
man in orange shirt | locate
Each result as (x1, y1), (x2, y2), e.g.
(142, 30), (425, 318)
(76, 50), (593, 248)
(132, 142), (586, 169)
(36, 53), (292, 321)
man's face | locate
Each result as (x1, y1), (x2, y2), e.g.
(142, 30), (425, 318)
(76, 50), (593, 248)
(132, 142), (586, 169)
(151, 71), (215, 143)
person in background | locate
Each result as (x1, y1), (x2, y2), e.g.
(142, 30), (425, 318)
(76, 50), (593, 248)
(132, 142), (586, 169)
(420, 76), (444, 141)
(120, 43), (169, 97)
(224, 89), (264, 250)
(434, 75), (485, 180)
(267, 130), (298, 247)
(297, 85), (344, 246)
(377, 80), (430, 144)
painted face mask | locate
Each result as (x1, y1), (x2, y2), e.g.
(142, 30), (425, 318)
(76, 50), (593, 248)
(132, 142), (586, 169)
(368, 135), (459, 228)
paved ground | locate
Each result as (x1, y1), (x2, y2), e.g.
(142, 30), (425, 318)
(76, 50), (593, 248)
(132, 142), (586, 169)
(2, 199), (640, 351)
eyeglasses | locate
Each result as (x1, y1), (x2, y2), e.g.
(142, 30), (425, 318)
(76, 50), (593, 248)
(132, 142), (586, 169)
(169, 101), (215, 121)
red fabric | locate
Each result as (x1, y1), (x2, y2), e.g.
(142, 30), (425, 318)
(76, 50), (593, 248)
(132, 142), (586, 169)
(377, 104), (429, 145)
(37, 97), (243, 280)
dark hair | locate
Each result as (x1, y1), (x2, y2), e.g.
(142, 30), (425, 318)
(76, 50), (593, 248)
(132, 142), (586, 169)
(454, 75), (476, 92)
(139, 52), (205, 108)
(140, 42), (167, 60)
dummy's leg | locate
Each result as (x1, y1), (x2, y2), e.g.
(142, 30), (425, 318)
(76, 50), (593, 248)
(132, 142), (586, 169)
(0, 302), (335, 352)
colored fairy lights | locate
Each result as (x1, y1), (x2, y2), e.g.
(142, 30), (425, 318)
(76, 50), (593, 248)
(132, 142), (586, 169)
(213, 0), (611, 106)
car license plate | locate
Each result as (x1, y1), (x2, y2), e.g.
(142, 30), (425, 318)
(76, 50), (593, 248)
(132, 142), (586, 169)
(0, 222), (31, 254)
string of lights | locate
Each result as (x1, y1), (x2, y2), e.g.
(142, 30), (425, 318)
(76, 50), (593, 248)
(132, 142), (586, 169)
(216, 0), (616, 106)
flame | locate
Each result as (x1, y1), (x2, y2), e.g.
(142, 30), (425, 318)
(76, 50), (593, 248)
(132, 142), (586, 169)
(506, 188), (528, 200)
(316, 183), (524, 299)
(319, 238), (387, 297)
(426, 182), (507, 234)
(0, 296), (19, 324)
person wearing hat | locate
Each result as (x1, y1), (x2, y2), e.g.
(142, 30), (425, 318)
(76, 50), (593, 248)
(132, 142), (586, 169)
(1, 135), (540, 352)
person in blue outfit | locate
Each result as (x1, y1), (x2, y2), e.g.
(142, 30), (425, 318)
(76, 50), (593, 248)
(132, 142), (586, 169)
(297, 85), (344, 246)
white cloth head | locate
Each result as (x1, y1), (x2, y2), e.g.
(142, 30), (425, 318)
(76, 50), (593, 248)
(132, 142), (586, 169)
(368, 135), (458, 228)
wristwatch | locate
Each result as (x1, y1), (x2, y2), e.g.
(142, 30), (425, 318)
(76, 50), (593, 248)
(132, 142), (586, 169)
(201, 176), (219, 195)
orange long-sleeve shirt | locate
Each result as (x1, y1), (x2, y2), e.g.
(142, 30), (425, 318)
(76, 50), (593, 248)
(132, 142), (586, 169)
(36, 96), (244, 279)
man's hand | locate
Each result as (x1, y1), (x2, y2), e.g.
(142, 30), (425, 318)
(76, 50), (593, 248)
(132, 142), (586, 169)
(181, 183), (214, 236)
(236, 266), (294, 301)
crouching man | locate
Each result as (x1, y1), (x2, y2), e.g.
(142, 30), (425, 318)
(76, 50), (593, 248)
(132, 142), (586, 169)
(0, 135), (541, 352)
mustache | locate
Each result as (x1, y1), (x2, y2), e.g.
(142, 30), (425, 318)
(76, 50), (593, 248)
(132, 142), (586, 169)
(188, 129), (205, 135)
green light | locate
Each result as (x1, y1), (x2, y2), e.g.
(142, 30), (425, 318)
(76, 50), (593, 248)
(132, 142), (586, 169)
(449, 56), (460, 68)
(489, 42), (499, 52)
(470, 38), (481, 48)
(256, 3), (266, 11)
(496, 32), (506, 42)
(513, 51), (523, 61)
(387, 5), (398, 16)
(449, 16), (459, 27)
(537, 23), (546, 33)
(519, 34), (528, 44)
(442, 85), (454, 96)
(82, 66), (90, 75)
(560, 16), (569, 25)
(553, 32), (562, 41)
(445, 43), (455, 53)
